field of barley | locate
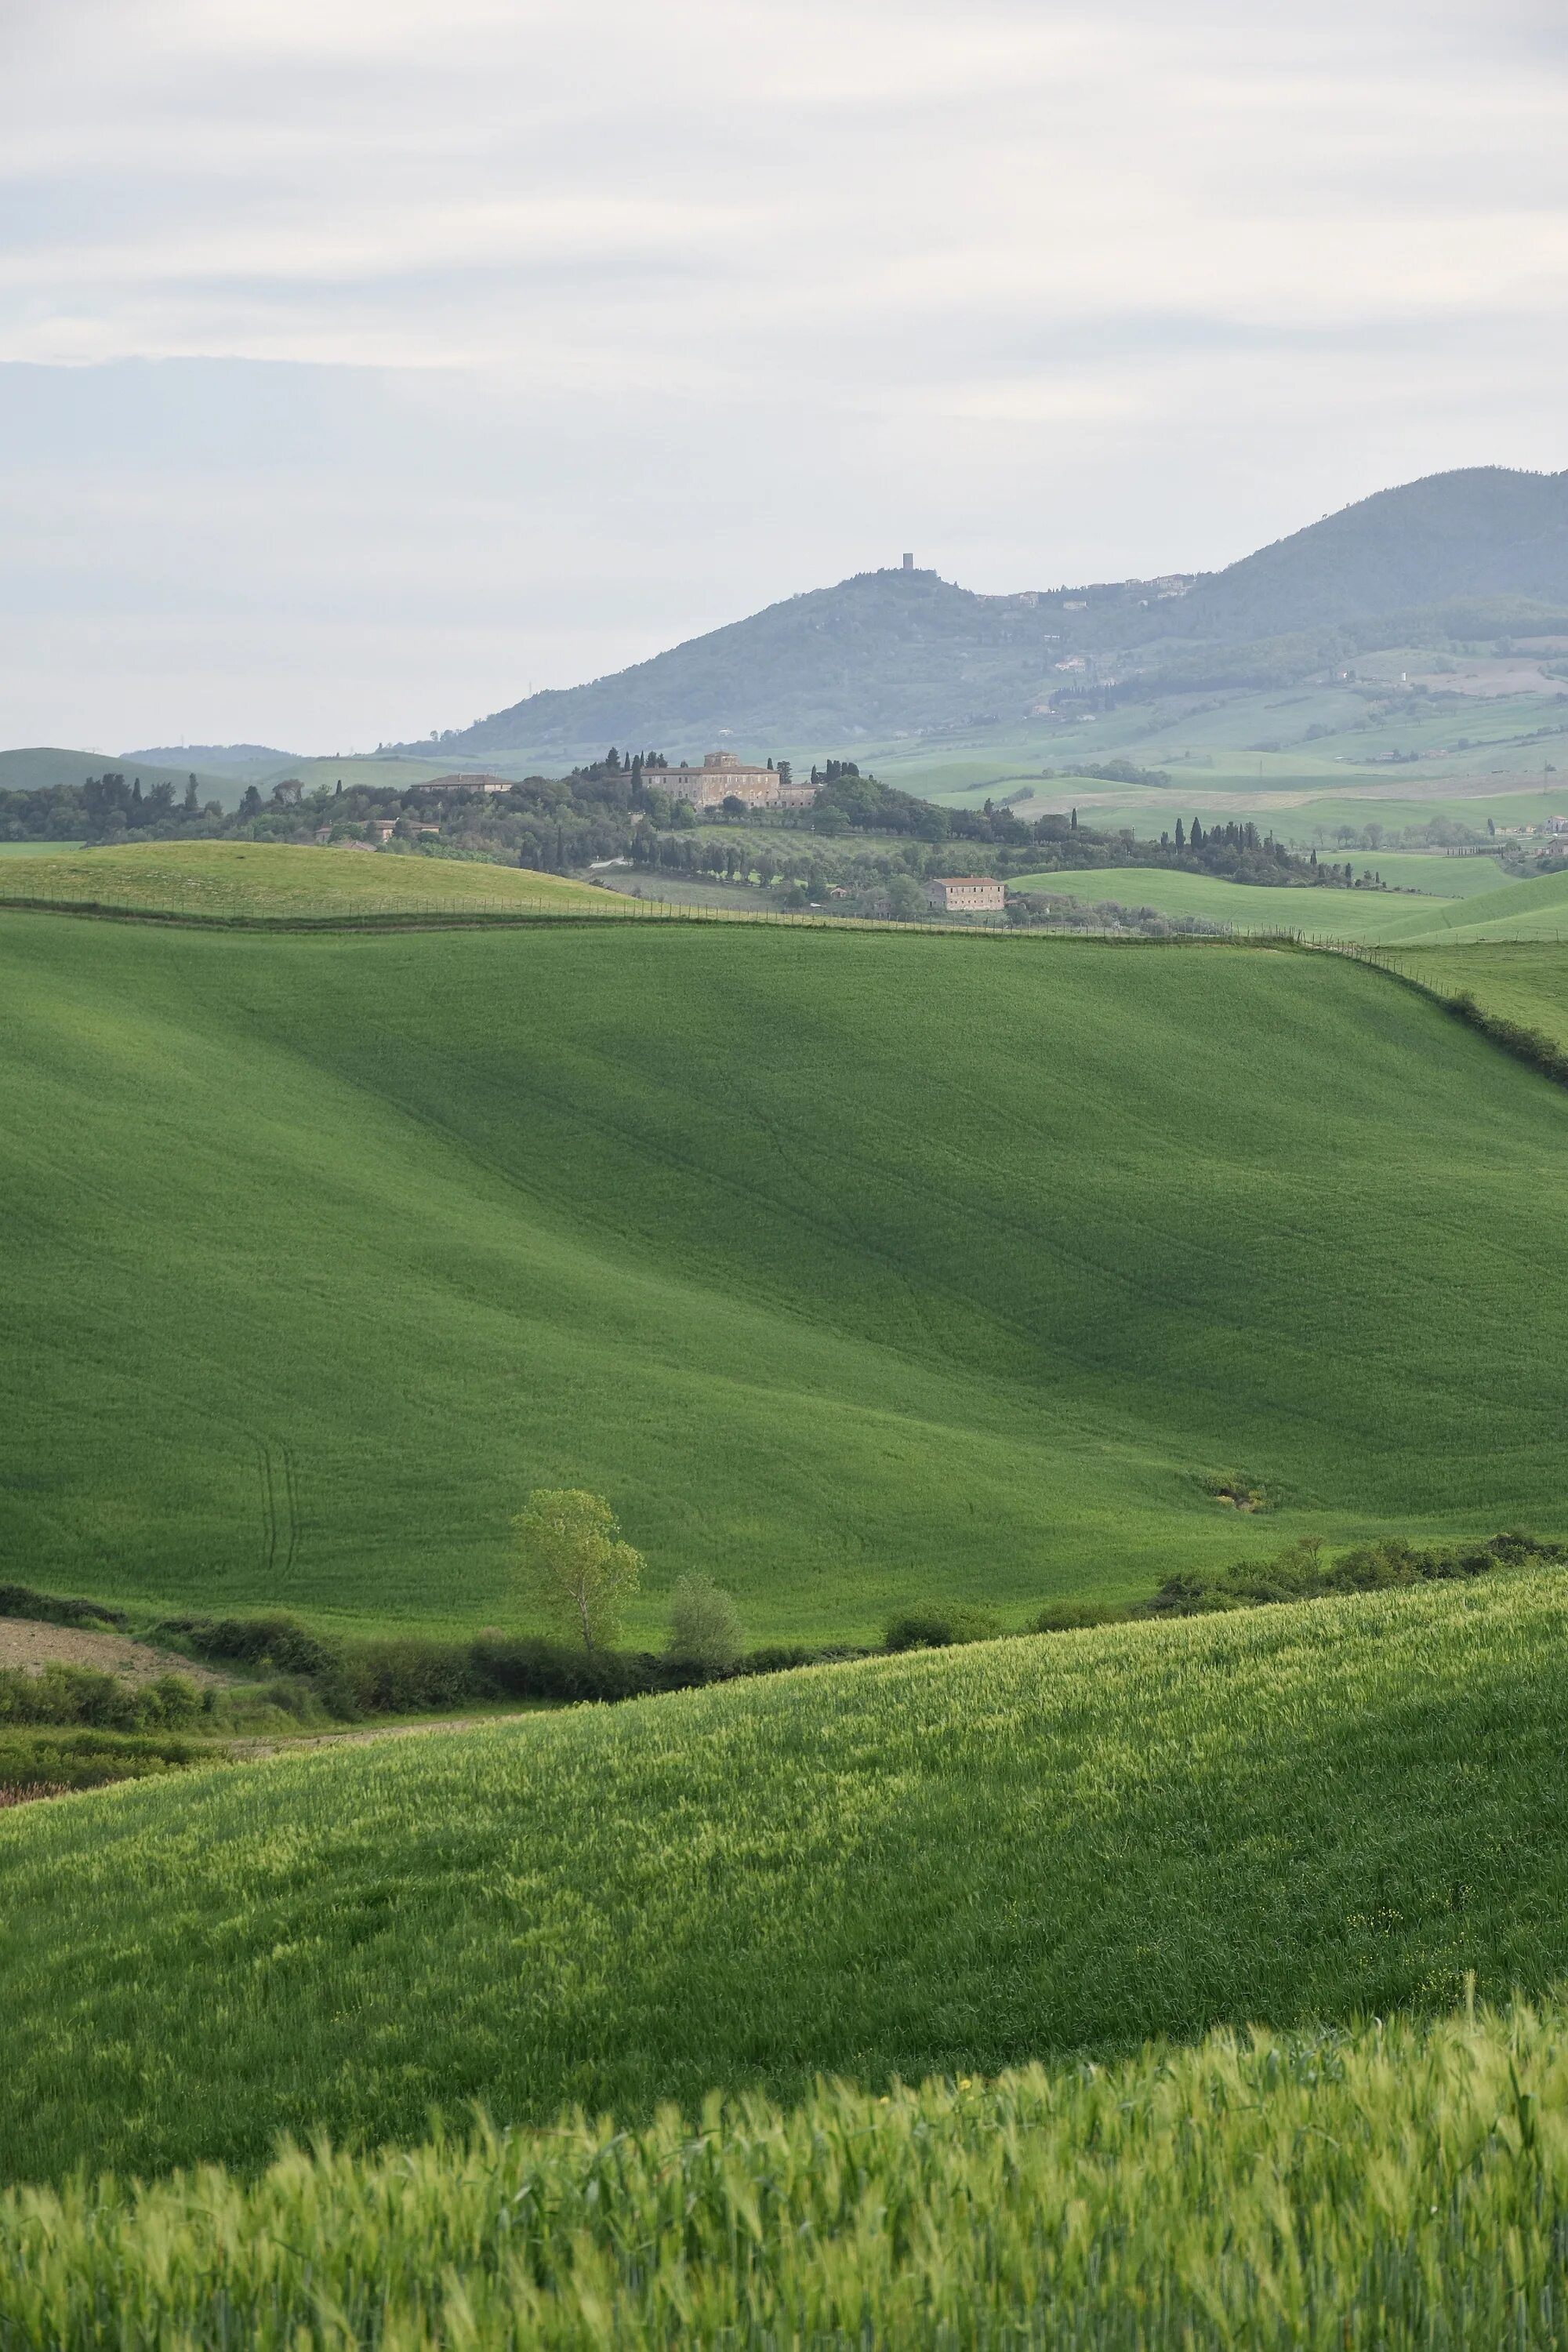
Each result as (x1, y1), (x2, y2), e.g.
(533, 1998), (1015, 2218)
(4, 1998), (1566, 2349)
(2, 1573), (1566, 2183)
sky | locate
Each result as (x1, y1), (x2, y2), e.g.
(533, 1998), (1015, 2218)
(2, 0), (1566, 753)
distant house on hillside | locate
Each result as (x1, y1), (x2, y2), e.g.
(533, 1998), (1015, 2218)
(926, 877), (1006, 915)
(421, 772), (512, 795)
(661, 752), (815, 811)
(369, 817), (398, 842)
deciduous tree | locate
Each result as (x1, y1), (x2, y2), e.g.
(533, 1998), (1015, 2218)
(512, 1490), (642, 1651)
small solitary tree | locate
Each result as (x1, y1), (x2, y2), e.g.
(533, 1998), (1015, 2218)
(666, 1575), (743, 1678)
(512, 1489), (642, 1651)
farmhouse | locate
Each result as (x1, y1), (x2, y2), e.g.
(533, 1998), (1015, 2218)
(661, 752), (814, 811)
(926, 876), (1007, 914)
(420, 772), (512, 795)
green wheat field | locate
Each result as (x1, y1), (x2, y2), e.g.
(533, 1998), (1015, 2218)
(7, 896), (1568, 1635)
(9, 845), (1568, 2343)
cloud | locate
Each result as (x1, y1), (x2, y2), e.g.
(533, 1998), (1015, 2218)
(0, 0), (1565, 745)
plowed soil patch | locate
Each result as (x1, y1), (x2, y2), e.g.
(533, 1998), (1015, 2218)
(0, 1619), (229, 1686)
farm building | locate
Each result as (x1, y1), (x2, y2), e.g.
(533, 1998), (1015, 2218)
(926, 877), (1006, 914)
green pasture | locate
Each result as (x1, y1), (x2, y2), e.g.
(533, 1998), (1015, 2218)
(1008, 865), (1457, 938)
(0, 840), (618, 918)
(1392, 941), (1568, 1051)
(0, 839), (64, 857)
(2, 1573), (1567, 2184)
(1339, 850), (1512, 896)
(7, 910), (1568, 1636)
(1387, 864), (1568, 943)
(4, 1997), (1566, 2348)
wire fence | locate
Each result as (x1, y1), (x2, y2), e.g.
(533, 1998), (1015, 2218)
(2, 874), (1566, 953)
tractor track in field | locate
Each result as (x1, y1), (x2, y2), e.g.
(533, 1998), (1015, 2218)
(253, 1439), (302, 1583)
(230, 1709), (546, 1761)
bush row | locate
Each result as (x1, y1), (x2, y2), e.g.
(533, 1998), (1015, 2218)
(0, 1727), (211, 1796)
(1032, 1529), (1566, 1634)
(143, 1615), (875, 1719)
(11, 1530), (1563, 1741)
(1444, 991), (1568, 1087)
(0, 1664), (205, 1732)
(0, 1581), (126, 1631)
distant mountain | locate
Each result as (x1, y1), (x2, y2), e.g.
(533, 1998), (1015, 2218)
(427, 467), (1568, 759)
(1168, 468), (1568, 641)
(437, 567), (1100, 760)
(125, 743), (301, 779)
(0, 747), (230, 797)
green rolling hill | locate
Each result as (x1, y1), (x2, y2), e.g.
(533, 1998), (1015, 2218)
(1395, 941), (1568, 1050)
(1002, 861), (1568, 946)
(0, 840), (619, 918)
(5, 885), (1568, 1637)
(1007, 865), (1460, 938)
(1385, 865), (1568, 943)
(2, 1570), (1566, 2184)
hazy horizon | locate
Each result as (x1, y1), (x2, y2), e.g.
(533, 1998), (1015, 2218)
(3, 0), (1566, 752)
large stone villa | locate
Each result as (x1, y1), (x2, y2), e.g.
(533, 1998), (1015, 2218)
(661, 753), (818, 812)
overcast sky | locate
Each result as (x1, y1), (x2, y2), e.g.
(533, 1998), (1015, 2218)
(2, 0), (1566, 753)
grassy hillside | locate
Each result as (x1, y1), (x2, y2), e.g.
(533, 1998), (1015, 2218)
(0, 746), (228, 799)
(3, 1996), (1565, 2348)
(0, 840), (619, 918)
(6, 915), (1568, 1634)
(1394, 940), (1568, 1047)
(1386, 865), (1568, 943)
(2, 1573), (1567, 2183)
(1009, 865), (1459, 938)
(1321, 850), (1515, 898)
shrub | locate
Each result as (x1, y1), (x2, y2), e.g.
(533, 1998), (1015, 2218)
(1033, 1600), (1131, 1633)
(334, 1637), (475, 1717)
(468, 1635), (675, 1705)
(1139, 1530), (1567, 1621)
(0, 1583), (126, 1630)
(666, 1576), (744, 1678)
(0, 1665), (204, 1733)
(884, 1604), (1001, 1653)
(151, 1612), (337, 1678)
(0, 1727), (209, 1794)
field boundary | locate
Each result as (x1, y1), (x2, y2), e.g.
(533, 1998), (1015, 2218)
(1313, 937), (1568, 1092)
(0, 884), (1411, 948)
